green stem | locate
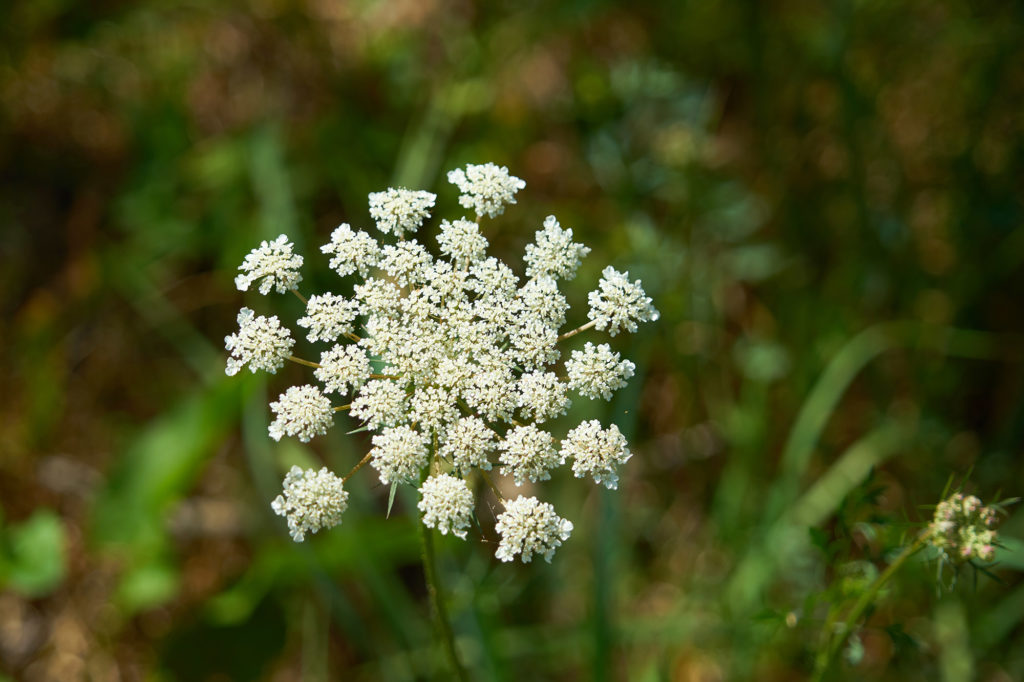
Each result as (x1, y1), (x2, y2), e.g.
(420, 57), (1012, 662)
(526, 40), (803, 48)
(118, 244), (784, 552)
(812, 533), (929, 680)
(420, 522), (467, 681)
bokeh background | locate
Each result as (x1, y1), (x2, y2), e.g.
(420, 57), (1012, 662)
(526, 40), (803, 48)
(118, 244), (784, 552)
(2, 1), (1023, 680)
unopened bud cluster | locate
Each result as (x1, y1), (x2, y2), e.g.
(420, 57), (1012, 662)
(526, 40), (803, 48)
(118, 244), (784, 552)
(224, 162), (658, 563)
(928, 492), (1000, 563)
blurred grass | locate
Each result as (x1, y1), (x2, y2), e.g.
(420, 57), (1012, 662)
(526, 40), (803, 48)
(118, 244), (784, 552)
(1, 0), (1023, 680)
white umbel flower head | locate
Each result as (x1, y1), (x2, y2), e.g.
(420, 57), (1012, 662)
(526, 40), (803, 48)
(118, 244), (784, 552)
(470, 257), (520, 301)
(380, 241), (433, 287)
(498, 424), (563, 485)
(439, 416), (496, 472)
(517, 371), (571, 423)
(447, 163), (526, 218)
(370, 425), (429, 485)
(587, 266), (660, 336)
(524, 215), (591, 280)
(271, 466), (349, 542)
(268, 385), (334, 442)
(354, 277), (402, 317)
(321, 223), (381, 278)
(350, 379), (409, 430)
(495, 496), (573, 563)
(418, 474), (474, 539)
(566, 342), (635, 400)
(562, 420), (632, 489)
(235, 234), (304, 295)
(464, 365), (518, 422)
(368, 188), (437, 237)
(438, 218), (488, 266)
(223, 161), (657, 562)
(315, 344), (371, 395)
(509, 317), (560, 370)
(410, 385), (459, 436)
(518, 276), (569, 329)
(224, 307), (295, 376)
(297, 293), (359, 342)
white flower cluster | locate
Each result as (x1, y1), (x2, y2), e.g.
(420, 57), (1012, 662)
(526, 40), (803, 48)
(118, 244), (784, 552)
(418, 474), (474, 539)
(224, 308), (294, 376)
(495, 496), (574, 563)
(928, 492), (1001, 563)
(447, 163), (525, 218)
(369, 188), (436, 237)
(271, 466), (349, 542)
(225, 163), (658, 563)
(235, 234), (303, 295)
(563, 420), (632, 490)
(269, 385), (334, 443)
(588, 266), (660, 336)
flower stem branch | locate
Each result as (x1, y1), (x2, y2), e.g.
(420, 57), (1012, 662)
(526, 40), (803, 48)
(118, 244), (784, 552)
(288, 355), (321, 369)
(812, 532), (930, 680)
(291, 289), (308, 305)
(420, 522), (468, 681)
(332, 403), (351, 412)
(558, 319), (596, 342)
(341, 451), (373, 484)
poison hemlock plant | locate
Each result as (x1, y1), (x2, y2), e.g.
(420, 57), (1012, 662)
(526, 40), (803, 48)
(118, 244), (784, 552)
(224, 163), (658, 563)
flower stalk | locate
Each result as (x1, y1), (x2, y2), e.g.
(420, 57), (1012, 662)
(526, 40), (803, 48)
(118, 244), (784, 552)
(812, 533), (928, 680)
(420, 522), (467, 681)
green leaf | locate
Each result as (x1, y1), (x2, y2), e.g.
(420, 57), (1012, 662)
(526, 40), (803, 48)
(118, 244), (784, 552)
(4, 510), (66, 597)
(117, 560), (179, 612)
(387, 481), (398, 519)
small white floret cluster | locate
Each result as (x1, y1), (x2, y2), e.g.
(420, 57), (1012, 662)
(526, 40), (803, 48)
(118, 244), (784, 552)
(271, 466), (349, 542)
(928, 492), (1002, 563)
(225, 163), (658, 561)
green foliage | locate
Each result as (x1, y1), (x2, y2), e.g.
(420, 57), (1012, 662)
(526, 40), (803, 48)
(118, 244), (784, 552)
(0, 510), (66, 598)
(1, 0), (1022, 679)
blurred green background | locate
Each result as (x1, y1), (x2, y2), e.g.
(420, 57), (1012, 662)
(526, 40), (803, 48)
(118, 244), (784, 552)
(2, 1), (1023, 680)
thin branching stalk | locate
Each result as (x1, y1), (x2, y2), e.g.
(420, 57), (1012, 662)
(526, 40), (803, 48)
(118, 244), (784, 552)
(558, 319), (597, 342)
(812, 532), (930, 680)
(341, 451), (373, 483)
(288, 355), (321, 369)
